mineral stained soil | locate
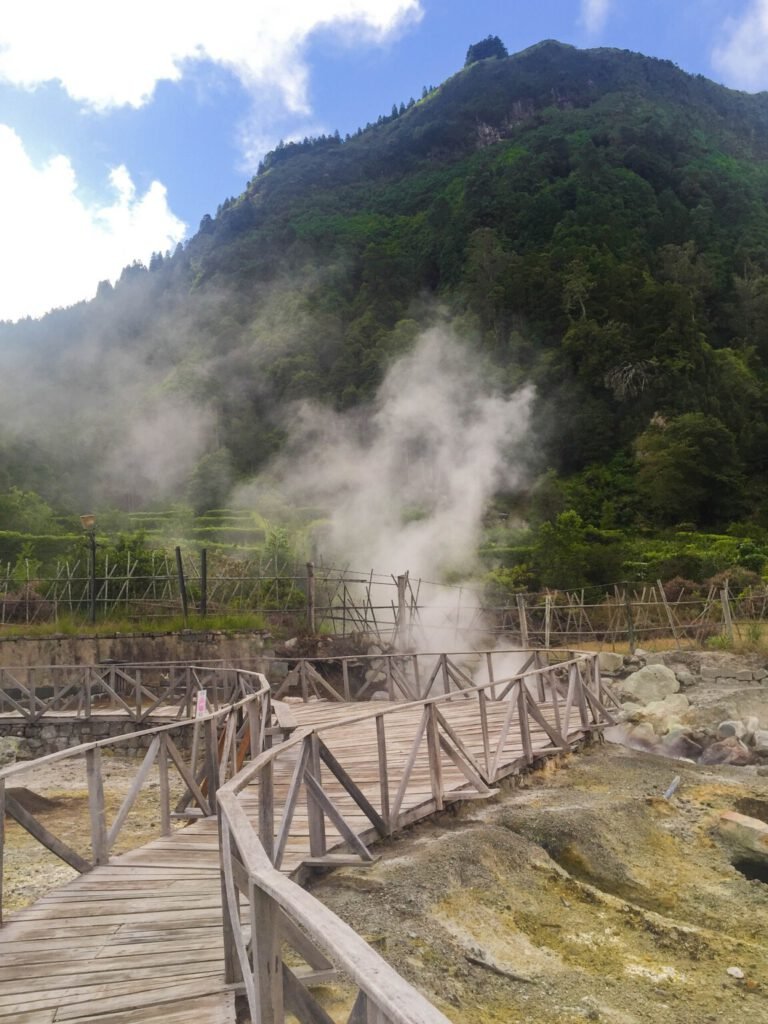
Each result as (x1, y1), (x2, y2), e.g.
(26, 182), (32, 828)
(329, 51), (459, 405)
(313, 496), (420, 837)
(309, 744), (768, 1024)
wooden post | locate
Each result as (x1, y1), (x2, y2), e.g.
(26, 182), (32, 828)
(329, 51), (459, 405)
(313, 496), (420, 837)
(158, 735), (171, 837)
(544, 594), (552, 649)
(376, 715), (391, 833)
(200, 547), (208, 617)
(259, 760), (274, 863)
(0, 779), (5, 925)
(306, 562), (316, 635)
(517, 593), (529, 648)
(306, 735), (326, 858)
(656, 578), (681, 648)
(249, 883), (283, 1024)
(624, 586), (636, 654)
(86, 747), (108, 866)
(395, 574), (408, 648)
(342, 659), (351, 701)
(204, 718), (219, 812)
(175, 546), (189, 625)
(721, 585), (734, 642)
(426, 704), (444, 811)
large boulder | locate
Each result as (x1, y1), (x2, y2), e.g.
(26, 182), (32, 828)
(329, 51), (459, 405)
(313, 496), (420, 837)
(699, 736), (753, 766)
(617, 665), (680, 705)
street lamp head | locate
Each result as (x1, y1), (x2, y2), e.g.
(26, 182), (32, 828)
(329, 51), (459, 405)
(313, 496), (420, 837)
(80, 513), (96, 532)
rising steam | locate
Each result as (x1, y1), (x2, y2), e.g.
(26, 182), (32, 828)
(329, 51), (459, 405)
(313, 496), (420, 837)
(237, 327), (534, 582)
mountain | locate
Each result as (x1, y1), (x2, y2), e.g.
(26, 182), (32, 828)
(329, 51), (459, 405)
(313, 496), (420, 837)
(3, 39), (768, 535)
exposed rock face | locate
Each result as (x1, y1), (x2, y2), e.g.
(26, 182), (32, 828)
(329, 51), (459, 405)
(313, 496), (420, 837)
(719, 810), (768, 858)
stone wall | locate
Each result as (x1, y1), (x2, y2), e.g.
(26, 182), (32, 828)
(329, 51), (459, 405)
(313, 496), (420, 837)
(0, 717), (195, 758)
(0, 629), (269, 680)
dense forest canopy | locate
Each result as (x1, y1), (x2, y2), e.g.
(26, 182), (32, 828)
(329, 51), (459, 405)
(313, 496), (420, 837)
(4, 39), (768, 587)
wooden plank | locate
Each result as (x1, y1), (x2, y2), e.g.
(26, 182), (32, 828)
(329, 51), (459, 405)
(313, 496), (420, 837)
(4, 793), (92, 874)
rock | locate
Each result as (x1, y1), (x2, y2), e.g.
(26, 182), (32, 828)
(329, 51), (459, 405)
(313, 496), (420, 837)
(624, 722), (658, 749)
(661, 729), (703, 761)
(700, 737), (753, 766)
(597, 652), (624, 673)
(618, 665), (680, 705)
(757, 766), (768, 777)
(717, 720), (747, 740)
(284, 637), (298, 649)
(674, 668), (696, 690)
(752, 730), (768, 758)
(719, 812), (768, 857)
(0, 736), (21, 766)
(744, 716), (761, 743)
(726, 966), (745, 980)
(642, 693), (690, 734)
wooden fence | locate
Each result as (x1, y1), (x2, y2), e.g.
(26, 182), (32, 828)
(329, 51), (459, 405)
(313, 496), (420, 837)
(0, 554), (759, 651)
(217, 651), (616, 1023)
(0, 668), (272, 925)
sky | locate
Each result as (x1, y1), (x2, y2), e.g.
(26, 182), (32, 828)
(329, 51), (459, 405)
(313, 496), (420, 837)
(2, 0), (768, 322)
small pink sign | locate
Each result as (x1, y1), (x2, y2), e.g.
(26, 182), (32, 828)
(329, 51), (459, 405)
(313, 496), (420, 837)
(196, 689), (208, 716)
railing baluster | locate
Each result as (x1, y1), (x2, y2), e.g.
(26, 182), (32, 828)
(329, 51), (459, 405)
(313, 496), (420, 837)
(158, 734), (171, 836)
(86, 747), (108, 866)
(426, 703), (444, 811)
(375, 714), (390, 833)
(306, 734), (327, 858)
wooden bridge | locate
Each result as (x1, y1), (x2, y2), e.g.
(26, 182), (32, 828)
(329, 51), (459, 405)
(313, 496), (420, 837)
(0, 651), (617, 1024)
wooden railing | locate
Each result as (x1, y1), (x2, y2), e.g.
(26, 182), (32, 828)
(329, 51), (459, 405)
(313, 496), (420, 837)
(272, 647), (588, 703)
(0, 668), (272, 925)
(0, 660), (257, 723)
(217, 651), (616, 1023)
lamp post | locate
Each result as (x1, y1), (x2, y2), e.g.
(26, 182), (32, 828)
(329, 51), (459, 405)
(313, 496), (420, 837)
(80, 514), (97, 625)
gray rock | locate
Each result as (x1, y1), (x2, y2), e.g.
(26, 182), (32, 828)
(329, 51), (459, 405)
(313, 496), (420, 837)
(757, 766), (768, 777)
(597, 652), (624, 673)
(674, 669), (696, 690)
(0, 736), (21, 766)
(660, 730), (703, 761)
(699, 737), (753, 766)
(717, 720), (747, 740)
(752, 729), (768, 755)
(618, 665), (680, 704)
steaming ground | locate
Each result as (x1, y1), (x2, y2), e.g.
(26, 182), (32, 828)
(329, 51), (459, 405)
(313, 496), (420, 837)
(310, 744), (768, 1023)
(235, 328), (535, 646)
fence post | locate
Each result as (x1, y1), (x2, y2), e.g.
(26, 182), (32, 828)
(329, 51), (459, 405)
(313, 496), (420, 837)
(200, 548), (208, 618)
(624, 585), (636, 655)
(517, 593), (529, 648)
(306, 562), (315, 635)
(175, 546), (189, 625)
(395, 573), (408, 648)
(721, 585), (734, 642)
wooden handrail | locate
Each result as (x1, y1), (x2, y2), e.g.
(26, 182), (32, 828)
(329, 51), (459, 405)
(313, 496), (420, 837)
(0, 668), (272, 925)
(217, 650), (610, 1023)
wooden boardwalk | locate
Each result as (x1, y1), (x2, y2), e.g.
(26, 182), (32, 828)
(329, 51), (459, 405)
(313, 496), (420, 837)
(0, 654), (614, 1024)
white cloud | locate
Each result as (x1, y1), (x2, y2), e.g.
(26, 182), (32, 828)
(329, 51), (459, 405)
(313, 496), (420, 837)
(0, 1), (423, 112)
(581, 0), (612, 33)
(0, 126), (186, 321)
(712, 0), (768, 91)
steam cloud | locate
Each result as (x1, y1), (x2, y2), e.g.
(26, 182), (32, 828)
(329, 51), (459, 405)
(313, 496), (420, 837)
(237, 327), (534, 582)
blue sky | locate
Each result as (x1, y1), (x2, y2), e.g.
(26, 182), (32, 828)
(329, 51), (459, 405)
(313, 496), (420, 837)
(2, 0), (768, 321)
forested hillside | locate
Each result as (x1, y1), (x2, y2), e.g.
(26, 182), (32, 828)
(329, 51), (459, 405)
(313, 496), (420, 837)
(4, 39), (768, 587)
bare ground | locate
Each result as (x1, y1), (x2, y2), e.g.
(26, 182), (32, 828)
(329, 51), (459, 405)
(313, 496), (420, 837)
(308, 743), (768, 1023)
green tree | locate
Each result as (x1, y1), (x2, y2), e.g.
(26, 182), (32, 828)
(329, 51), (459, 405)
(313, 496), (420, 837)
(634, 413), (745, 525)
(465, 36), (508, 66)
